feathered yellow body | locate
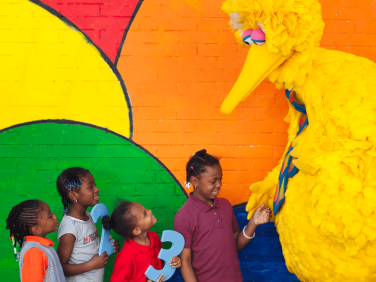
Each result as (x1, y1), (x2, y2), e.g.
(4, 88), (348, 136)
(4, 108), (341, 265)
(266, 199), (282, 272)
(221, 0), (376, 281)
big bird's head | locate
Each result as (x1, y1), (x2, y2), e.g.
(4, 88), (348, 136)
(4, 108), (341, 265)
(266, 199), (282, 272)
(221, 0), (325, 114)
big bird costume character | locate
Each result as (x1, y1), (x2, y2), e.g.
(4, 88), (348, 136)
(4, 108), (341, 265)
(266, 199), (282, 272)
(220, 0), (376, 281)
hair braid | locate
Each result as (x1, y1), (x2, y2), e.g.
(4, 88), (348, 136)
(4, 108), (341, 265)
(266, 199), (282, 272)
(186, 149), (220, 183)
(6, 200), (40, 253)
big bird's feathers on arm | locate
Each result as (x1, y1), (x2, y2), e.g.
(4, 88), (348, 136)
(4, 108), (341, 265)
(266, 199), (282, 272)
(220, 0), (376, 280)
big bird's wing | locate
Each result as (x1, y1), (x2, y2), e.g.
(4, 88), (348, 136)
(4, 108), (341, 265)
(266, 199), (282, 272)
(289, 48), (376, 256)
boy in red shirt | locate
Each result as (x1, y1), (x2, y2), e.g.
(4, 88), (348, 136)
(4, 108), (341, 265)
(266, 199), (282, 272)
(103, 201), (181, 282)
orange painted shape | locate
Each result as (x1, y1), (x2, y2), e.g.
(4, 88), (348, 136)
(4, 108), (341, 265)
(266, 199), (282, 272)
(118, 0), (376, 206)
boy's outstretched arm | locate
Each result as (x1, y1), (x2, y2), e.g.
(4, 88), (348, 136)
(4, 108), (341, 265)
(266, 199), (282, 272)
(179, 248), (198, 282)
(235, 204), (272, 251)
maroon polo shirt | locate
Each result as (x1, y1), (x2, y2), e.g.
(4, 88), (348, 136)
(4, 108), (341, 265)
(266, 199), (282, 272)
(110, 231), (163, 282)
(174, 192), (243, 282)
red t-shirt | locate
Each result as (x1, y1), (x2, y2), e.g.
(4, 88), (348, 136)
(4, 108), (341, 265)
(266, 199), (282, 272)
(110, 231), (163, 282)
(174, 192), (243, 282)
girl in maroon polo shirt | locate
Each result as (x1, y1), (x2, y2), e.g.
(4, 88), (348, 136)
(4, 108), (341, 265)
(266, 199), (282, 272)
(103, 200), (182, 282)
(174, 149), (272, 282)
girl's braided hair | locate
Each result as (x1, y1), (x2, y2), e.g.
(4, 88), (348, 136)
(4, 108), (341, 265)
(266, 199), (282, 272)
(6, 200), (41, 251)
(56, 167), (90, 214)
(186, 149), (220, 183)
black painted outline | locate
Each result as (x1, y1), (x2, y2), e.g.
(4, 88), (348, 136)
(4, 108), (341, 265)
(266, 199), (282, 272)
(0, 119), (188, 199)
(114, 0), (145, 66)
(28, 0), (134, 139)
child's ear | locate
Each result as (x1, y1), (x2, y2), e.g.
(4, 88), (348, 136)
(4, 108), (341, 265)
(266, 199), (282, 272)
(132, 227), (141, 236)
(190, 175), (199, 187)
(67, 190), (78, 202)
(31, 225), (42, 236)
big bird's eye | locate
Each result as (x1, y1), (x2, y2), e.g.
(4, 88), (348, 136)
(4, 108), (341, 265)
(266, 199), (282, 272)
(251, 28), (266, 45)
(242, 29), (253, 45)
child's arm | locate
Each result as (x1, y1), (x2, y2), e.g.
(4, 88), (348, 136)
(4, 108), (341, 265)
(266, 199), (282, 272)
(235, 204), (271, 251)
(57, 234), (108, 276)
(179, 248), (198, 282)
(22, 248), (48, 282)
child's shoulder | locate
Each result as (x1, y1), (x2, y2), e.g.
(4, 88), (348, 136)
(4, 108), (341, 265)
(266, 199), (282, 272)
(59, 214), (75, 227)
(58, 213), (95, 238)
(175, 197), (196, 214)
(58, 216), (77, 238)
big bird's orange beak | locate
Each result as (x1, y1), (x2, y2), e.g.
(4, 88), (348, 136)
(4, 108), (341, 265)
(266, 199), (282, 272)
(220, 44), (291, 115)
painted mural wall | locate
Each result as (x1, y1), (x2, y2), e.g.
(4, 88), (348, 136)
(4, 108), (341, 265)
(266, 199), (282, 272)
(122, 0), (376, 205)
(0, 0), (375, 281)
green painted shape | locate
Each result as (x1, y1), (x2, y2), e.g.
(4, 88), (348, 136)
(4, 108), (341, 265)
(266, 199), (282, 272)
(0, 122), (187, 282)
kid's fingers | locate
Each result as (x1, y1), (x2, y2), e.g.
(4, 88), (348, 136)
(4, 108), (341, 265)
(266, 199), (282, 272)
(169, 256), (179, 262)
(112, 240), (120, 252)
(170, 257), (181, 268)
(156, 274), (166, 282)
(171, 262), (181, 268)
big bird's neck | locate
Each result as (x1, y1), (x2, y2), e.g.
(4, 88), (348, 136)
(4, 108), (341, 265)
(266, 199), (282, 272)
(268, 47), (322, 101)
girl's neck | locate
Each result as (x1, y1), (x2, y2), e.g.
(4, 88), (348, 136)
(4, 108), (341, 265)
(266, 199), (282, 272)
(67, 204), (89, 221)
(192, 190), (213, 206)
(133, 230), (150, 246)
(31, 233), (47, 239)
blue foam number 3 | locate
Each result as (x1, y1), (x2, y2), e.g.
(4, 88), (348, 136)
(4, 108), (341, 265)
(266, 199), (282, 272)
(145, 230), (185, 281)
(91, 203), (114, 256)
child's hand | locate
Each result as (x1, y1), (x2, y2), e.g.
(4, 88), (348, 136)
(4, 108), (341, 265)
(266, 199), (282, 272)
(147, 274), (166, 282)
(251, 204), (272, 226)
(169, 256), (181, 268)
(110, 235), (120, 253)
(89, 252), (109, 270)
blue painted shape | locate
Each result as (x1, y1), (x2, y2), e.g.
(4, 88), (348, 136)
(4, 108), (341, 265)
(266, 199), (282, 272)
(145, 230), (185, 281)
(170, 205), (299, 282)
(235, 207), (299, 282)
(91, 203), (114, 256)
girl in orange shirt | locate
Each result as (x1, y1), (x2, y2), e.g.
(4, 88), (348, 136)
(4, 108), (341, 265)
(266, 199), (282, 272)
(6, 199), (66, 282)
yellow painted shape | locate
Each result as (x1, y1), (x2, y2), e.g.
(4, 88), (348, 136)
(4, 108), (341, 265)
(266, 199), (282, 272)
(0, 0), (130, 137)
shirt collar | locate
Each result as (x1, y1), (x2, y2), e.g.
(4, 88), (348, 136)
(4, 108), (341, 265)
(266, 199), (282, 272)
(128, 231), (156, 255)
(188, 192), (220, 213)
(24, 236), (55, 247)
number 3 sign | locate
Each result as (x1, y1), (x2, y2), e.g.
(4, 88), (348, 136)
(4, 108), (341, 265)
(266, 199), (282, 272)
(91, 203), (114, 256)
(145, 230), (185, 281)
